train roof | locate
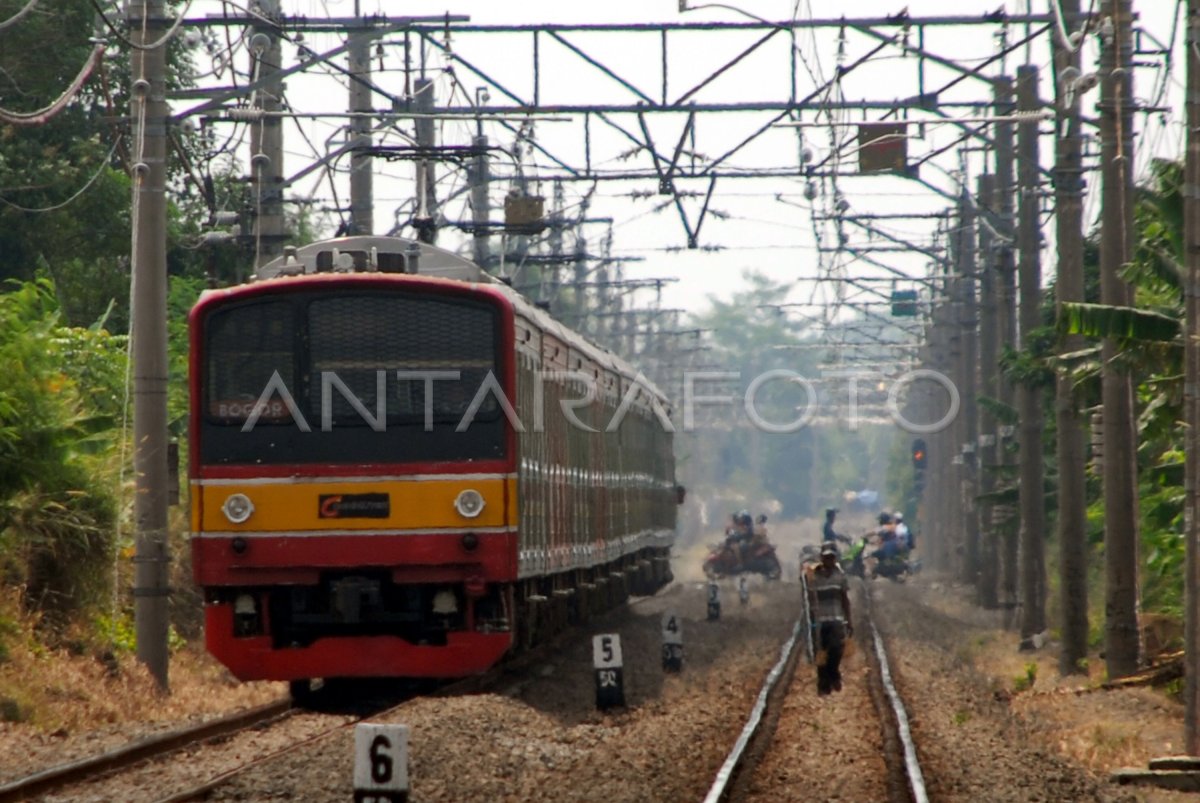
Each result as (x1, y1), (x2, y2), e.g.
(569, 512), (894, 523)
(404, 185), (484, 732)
(218, 235), (670, 409)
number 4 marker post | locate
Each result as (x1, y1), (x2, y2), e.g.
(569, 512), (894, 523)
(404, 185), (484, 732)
(593, 633), (625, 710)
(661, 612), (683, 672)
(353, 723), (409, 803)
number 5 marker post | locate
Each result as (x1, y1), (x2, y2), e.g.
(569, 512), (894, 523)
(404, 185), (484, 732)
(592, 633), (625, 710)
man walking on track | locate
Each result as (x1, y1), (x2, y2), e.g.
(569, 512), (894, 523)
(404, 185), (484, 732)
(808, 542), (853, 695)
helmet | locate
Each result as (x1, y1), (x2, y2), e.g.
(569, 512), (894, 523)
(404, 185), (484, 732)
(825, 508), (838, 517)
(736, 509), (752, 526)
(878, 512), (893, 525)
(820, 541), (839, 558)
(894, 512), (904, 522)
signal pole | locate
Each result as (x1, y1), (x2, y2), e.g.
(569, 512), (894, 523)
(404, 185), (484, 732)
(129, 0), (170, 689)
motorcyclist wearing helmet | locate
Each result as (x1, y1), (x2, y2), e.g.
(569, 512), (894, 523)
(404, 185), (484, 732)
(725, 510), (754, 571)
(894, 512), (913, 551)
(874, 512), (901, 561)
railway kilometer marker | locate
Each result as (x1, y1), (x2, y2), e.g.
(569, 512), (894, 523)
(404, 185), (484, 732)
(662, 612), (684, 672)
(353, 723), (409, 803)
(593, 633), (626, 710)
(707, 582), (721, 620)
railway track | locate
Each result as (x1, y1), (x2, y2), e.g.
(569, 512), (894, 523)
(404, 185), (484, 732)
(3, 580), (937, 802)
(702, 580), (928, 803)
(0, 589), (667, 803)
(0, 699), (295, 803)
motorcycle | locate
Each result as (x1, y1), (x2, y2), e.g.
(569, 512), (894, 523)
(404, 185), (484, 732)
(867, 542), (919, 582)
(703, 538), (783, 580)
(842, 537), (867, 578)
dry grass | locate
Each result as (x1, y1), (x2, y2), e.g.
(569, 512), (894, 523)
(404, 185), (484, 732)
(956, 612), (1184, 774)
(0, 587), (281, 735)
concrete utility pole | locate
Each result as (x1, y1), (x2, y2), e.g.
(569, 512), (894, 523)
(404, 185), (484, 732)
(1016, 64), (1047, 643)
(1054, 0), (1090, 677)
(1184, 0), (1200, 754)
(993, 75), (1020, 619)
(250, 0), (285, 268)
(976, 173), (1000, 609)
(955, 189), (979, 588)
(469, 130), (491, 269)
(129, 0), (170, 689)
(1100, 0), (1142, 679)
(414, 76), (438, 243)
(347, 33), (373, 235)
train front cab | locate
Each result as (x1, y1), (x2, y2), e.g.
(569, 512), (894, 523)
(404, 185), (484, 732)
(189, 276), (520, 682)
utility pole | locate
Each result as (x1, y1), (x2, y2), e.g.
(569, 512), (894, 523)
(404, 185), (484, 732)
(956, 188), (979, 588)
(129, 0), (170, 689)
(1100, 0), (1141, 679)
(1016, 63), (1047, 644)
(547, 180), (565, 310)
(469, 126), (491, 269)
(1055, 0), (1090, 676)
(250, 0), (285, 268)
(1183, 0), (1200, 753)
(414, 76), (437, 243)
(993, 75), (1020, 620)
(572, 194), (592, 330)
(977, 172), (1000, 609)
(347, 32), (373, 235)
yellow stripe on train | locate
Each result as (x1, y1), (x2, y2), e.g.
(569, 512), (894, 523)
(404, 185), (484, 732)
(194, 477), (515, 532)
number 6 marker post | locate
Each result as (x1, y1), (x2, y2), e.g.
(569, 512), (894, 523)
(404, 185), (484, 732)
(593, 634), (625, 710)
(353, 723), (409, 803)
(661, 613), (683, 672)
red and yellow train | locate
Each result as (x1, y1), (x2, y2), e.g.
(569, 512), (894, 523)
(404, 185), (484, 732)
(189, 236), (677, 694)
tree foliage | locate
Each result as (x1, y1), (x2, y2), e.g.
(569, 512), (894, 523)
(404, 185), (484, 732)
(0, 280), (126, 624)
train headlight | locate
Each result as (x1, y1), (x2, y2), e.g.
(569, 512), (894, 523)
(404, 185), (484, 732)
(222, 493), (255, 524)
(454, 489), (485, 518)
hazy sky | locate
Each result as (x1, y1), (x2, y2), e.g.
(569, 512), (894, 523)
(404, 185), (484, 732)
(181, 1), (1185, 317)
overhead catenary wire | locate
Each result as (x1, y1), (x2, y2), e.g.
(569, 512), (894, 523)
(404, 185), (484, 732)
(0, 0), (38, 32)
(89, 0), (193, 51)
(0, 140), (121, 212)
(0, 45), (106, 125)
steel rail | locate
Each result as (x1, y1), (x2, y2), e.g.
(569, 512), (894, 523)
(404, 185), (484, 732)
(0, 698), (294, 803)
(154, 588), (671, 802)
(702, 619), (803, 803)
(866, 589), (930, 803)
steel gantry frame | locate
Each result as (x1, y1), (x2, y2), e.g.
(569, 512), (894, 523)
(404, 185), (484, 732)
(173, 11), (1077, 248)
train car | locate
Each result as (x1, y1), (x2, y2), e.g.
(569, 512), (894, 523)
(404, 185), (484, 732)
(189, 236), (677, 694)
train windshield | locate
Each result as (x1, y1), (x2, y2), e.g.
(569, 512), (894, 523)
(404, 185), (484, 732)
(199, 289), (506, 465)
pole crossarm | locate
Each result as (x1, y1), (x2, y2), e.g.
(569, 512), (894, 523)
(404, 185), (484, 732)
(840, 216), (951, 265)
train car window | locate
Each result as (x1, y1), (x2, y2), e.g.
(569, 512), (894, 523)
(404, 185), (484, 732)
(205, 300), (297, 424)
(307, 294), (496, 425)
(199, 290), (506, 465)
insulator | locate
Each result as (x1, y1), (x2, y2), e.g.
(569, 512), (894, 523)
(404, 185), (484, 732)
(226, 108), (266, 122)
